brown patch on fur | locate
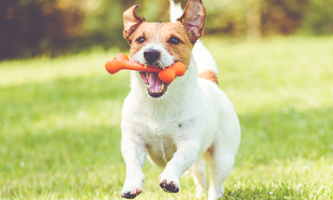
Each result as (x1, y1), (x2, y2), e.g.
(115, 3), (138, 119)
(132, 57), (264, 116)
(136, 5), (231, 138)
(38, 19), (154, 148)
(127, 21), (194, 69)
(199, 70), (218, 85)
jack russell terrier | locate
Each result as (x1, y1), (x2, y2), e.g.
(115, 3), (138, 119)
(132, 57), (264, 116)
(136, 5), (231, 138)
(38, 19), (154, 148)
(119, 0), (241, 199)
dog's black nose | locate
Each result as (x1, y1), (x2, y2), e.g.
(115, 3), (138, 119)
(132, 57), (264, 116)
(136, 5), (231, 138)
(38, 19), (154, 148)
(144, 49), (160, 63)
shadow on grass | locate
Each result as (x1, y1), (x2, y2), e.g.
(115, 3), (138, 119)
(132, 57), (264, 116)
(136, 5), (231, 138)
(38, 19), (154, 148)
(236, 106), (333, 166)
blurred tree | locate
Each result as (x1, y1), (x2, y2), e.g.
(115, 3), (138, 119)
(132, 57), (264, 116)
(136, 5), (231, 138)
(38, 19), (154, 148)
(0, 0), (332, 60)
(261, 0), (305, 35)
(0, 0), (84, 59)
(246, 0), (262, 40)
(301, 0), (333, 35)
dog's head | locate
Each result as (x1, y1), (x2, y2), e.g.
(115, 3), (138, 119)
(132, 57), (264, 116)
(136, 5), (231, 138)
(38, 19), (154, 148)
(123, 0), (206, 98)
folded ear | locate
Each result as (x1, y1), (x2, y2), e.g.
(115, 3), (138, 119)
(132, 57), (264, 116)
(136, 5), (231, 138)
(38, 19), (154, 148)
(123, 5), (146, 41)
(177, 0), (206, 43)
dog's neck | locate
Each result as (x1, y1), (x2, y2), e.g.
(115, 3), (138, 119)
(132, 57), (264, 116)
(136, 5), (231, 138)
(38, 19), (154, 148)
(128, 55), (198, 118)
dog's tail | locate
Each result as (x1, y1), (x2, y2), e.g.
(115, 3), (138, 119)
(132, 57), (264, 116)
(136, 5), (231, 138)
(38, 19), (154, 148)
(169, 0), (183, 22)
(169, 0), (219, 84)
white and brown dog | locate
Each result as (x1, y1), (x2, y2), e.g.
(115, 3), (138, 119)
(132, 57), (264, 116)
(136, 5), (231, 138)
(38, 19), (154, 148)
(119, 0), (240, 199)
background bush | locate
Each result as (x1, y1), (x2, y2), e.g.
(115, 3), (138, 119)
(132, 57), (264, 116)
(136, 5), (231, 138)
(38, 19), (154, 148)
(1, 0), (332, 60)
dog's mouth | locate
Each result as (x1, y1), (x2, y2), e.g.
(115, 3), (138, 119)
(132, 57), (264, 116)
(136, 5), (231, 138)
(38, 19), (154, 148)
(140, 72), (168, 98)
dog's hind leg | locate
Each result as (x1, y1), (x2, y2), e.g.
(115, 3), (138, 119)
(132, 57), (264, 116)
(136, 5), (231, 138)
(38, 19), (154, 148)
(191, 157), (207, 197)
(207, 143), (236, 200)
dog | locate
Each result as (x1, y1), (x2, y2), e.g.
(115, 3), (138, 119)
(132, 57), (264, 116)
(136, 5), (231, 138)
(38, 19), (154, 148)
(119, 0), (241, 199)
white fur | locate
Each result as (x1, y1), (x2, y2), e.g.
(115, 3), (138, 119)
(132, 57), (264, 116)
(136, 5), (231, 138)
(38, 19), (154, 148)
(120, 1), (241, 199)
(193, 40), (219, 76)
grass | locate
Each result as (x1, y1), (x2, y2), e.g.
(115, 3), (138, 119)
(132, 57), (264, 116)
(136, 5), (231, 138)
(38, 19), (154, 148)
(1, 36), (332, 199)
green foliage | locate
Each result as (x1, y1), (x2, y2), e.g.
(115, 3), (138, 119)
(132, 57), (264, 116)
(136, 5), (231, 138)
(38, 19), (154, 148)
(261, 0), (333, 35)
(0, 0), (84, 59)
(1, 37), (332, 199)
(1, 0), (333, 60)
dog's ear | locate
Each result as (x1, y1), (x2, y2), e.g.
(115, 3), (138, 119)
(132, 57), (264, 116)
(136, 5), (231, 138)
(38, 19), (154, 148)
(178, 0), (206, 43)
(123, 5), (146, 41)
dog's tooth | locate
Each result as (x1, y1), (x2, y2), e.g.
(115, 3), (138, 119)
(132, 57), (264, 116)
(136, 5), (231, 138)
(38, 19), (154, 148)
(160, 84), (164, 91)
(146, 72), (149, 80)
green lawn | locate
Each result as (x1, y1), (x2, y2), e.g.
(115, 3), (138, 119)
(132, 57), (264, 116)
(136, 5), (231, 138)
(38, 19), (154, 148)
(1, 37), (332, 200)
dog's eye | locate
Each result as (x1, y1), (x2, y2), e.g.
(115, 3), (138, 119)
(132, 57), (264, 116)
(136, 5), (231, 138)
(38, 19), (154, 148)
(168, 37), (181, 45)
(136, 37), (145, 44)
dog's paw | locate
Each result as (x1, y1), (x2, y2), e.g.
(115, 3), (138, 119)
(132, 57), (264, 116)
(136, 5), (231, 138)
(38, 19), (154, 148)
(158, 174), (180, 193)
(121, 188), (142, 199)
(121, 172), (145, 199)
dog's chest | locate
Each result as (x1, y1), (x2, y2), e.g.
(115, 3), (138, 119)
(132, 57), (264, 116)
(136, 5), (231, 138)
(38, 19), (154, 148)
(141, 118), (188, 168)
(145, 134), (177, 168)
(123, 97), (198, 167)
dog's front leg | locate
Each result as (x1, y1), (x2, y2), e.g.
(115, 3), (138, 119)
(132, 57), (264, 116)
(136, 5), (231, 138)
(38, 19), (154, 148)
(120, 134), (146, 199)
(159, 140), (200, 193)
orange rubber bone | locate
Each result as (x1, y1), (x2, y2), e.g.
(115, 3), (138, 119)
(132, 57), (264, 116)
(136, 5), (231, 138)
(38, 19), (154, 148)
(105, 53), (186, 84)
(157, 62), (186, 83)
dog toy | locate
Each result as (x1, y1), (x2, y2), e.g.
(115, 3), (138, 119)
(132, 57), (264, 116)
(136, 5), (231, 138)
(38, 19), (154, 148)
(105, 53), (186, 83)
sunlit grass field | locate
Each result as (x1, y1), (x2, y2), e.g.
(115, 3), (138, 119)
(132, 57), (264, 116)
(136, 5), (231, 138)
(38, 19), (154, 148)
(1, 37), (332, 199)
